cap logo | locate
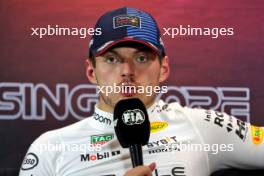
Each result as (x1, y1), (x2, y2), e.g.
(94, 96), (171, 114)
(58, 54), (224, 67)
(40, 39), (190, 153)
(113, 15), (140, 29)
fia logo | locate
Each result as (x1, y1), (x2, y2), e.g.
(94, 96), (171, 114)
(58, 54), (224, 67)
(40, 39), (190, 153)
(122, 109), (145, 125)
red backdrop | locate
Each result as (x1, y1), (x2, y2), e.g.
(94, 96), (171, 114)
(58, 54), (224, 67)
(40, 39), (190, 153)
(0, 0), (264, 170)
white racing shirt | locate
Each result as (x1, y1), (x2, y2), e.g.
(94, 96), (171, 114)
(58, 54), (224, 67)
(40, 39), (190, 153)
(19, 100), (264, 176)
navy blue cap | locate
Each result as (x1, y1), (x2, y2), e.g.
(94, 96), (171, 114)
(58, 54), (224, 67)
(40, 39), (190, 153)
(89, 7), (165, 58)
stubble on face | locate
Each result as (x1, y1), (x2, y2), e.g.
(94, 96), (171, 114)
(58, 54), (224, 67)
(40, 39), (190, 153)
(96, 76), (159, 112)
(91, 44), (167, 112)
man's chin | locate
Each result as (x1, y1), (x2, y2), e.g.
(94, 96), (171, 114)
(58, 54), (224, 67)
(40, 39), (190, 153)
(120, 92), (137, 97)
(104, 93), (155, 108)
(113, 94), (140, 103)
(116, 94), (153, 105)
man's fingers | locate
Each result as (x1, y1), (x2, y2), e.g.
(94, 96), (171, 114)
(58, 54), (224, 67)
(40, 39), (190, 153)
(148, 162), (156, 172)
(124, 163), (156, 176)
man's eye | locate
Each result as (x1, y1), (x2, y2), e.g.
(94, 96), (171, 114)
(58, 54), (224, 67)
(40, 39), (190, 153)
(136, 55), (148, 63)
(104, 56), (119, 63)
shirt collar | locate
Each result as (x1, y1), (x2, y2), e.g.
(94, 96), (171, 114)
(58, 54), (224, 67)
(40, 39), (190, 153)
(89, 101), (161, 130)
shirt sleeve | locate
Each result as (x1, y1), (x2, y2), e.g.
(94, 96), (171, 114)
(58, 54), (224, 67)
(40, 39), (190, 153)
(185, 107), (264, 173)
(19, 131), (61, 176)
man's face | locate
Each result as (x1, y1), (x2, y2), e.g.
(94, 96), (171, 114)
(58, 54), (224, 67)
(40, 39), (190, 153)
(86, 43), (170, 112)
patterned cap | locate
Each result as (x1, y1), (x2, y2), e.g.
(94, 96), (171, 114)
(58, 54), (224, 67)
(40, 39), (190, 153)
(89, 7), (165, 57)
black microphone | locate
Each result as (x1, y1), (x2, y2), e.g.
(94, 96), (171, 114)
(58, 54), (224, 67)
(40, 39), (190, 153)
(114, 98), (150, 168)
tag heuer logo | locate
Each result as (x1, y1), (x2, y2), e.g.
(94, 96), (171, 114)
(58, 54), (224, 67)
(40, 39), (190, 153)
(91, 134), (114, 146)
(113, 15), (141, 29)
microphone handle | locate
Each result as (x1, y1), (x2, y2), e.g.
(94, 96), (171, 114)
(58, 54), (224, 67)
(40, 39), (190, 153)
(129, 144), (143, 168)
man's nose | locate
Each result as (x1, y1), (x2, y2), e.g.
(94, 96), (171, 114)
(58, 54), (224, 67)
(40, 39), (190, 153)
(121, 61), (135, 78)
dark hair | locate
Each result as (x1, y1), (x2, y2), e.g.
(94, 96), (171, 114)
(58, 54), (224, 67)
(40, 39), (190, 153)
(88, 55), (96, 67)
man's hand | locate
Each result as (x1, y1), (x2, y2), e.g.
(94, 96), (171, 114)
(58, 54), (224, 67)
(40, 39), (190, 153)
(124, 162), (156, 176)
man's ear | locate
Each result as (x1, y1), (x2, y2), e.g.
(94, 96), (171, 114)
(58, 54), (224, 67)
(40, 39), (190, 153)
(159, 56), (170, 83)
(85, 59), (97, 84)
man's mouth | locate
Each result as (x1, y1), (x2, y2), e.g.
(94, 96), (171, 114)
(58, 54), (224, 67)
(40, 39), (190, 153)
(120, 82), (137, 97)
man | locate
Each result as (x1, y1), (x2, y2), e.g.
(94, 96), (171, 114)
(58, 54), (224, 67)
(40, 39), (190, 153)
(19, 7), (264, 176)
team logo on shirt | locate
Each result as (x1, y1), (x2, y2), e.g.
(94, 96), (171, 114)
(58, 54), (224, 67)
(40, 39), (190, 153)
(147, 136), (178, 148)
(151, 103), (171, 113)
(154, 165), (186, 176)
(204, 110), (248, 141)
(91, 134), (114, 146)
(93, 113), (112, 125)
(21, 153), (39, 170)
(101, 165), (186, 176)
(251, 126), (264, 145)
(150, 121), (168, 133)
(147, 136), (180, 154)
(80, 151), (121, 162)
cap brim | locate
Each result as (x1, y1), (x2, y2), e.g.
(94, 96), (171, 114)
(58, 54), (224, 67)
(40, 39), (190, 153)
(94, 38), (161, 57)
